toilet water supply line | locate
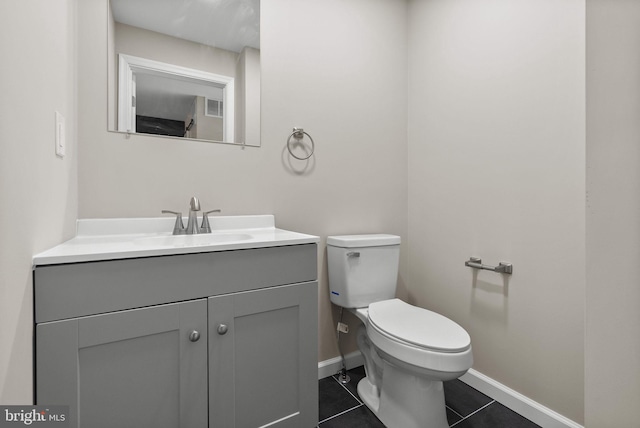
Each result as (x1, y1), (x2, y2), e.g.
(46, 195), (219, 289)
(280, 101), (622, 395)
(336, 307), (350, 384)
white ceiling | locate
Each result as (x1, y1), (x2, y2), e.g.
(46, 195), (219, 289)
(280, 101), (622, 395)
(110, 0), (260, 53)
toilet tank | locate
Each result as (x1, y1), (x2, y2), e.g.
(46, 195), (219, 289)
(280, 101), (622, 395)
(327, 234), (401, 308)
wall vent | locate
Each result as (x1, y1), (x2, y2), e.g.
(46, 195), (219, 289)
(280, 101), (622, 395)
(205, 98), (223, 118)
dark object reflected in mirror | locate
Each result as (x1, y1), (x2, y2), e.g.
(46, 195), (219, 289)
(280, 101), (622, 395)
(136, 116), (185, 138)
(107, 0), (260, 146)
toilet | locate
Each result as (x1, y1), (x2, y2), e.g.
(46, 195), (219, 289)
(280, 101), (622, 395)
(327, 234), (473, 428)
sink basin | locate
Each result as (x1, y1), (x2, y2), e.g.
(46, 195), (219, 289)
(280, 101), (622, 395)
(135, 232), (253, 248)
(33, 215), (320, 265)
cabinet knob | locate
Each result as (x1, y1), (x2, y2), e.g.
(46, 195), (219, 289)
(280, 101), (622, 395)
(217, 324), (229, 335)
(189, 330), (201, 342)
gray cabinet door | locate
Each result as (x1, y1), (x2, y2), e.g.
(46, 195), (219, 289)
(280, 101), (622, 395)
(209, 282), (318, 428)
(36, 299), (208, 428)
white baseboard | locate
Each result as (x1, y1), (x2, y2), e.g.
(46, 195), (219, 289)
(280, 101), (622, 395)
(318, 351), (364, 380)
(460, 369), (583, 428)
(318, 353), (582, 428)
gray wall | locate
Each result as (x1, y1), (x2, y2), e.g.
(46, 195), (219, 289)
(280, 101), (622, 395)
(407, 0), (585, 422)
(0, 0), (78, 403)
(586, 0), (640, 425)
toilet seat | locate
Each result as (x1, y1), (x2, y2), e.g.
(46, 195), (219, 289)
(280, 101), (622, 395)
(368, 299), (470, 353)
(366, 299), (473, 375)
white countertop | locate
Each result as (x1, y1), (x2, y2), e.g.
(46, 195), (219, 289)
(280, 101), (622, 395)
(33, 215), (319, 266)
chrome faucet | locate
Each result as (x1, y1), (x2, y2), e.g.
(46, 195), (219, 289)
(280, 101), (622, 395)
(161, 210), (186, 235)
(200, 209), (221, 233)
(162, 197), (221, 235)
(186, 196), (201, 234)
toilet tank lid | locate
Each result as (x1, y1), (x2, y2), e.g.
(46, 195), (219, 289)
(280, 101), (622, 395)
(327, 234), (401, 248)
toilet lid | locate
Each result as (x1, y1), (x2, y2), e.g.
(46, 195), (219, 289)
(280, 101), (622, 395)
(368, 299), (471, 353)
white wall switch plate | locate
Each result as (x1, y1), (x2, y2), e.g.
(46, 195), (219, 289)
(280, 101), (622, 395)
(55, 111), (66, 158)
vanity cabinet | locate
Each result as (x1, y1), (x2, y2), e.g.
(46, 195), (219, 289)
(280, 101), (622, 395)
(34, 244), (318, 428)
(208, 284), (317, 428)
(36, 300), (209, 428)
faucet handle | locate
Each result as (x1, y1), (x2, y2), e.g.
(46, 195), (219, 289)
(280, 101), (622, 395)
(161, 210), (186, 235)
(200, 209), (221, 234)
(190, 197), (201, 211)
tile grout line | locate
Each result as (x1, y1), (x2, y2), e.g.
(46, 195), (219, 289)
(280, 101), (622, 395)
(324, 373), (502, 428)
(318, 403), (365, 425)
(449, 400), (496, 428)
(331, 375), (364, 405)
(446, 404), (465, 420)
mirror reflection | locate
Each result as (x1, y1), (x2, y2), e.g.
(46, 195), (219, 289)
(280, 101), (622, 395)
(108, 0), (261, 146)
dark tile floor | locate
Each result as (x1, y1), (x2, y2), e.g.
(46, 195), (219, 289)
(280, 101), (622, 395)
(318, 366), (541, 428)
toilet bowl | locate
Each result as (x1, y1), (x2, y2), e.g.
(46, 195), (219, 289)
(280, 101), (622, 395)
(327, 234), (473, 428)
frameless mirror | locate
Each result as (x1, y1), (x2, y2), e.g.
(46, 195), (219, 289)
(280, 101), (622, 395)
(107, 0), (260, 146)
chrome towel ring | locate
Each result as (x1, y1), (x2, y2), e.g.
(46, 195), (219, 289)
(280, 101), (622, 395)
(287, 127), (315, 160)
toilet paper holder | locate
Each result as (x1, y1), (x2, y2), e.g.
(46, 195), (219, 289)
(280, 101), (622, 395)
(465, 257), (513, 274)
